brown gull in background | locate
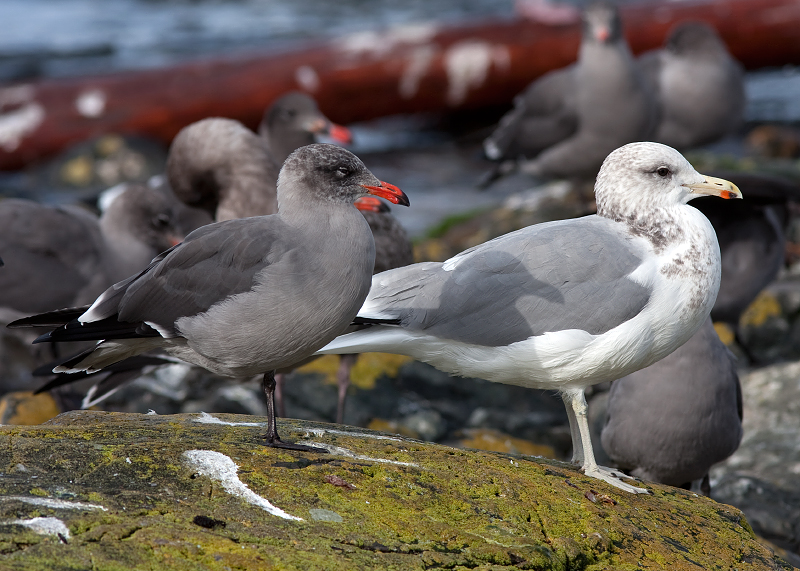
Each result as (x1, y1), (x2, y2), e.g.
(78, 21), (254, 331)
(481, 0), (656, 186)
(11, 144), (409, 450)
(167, 93), (352, 223)
(319, 142), (741, 493)
(637, 22), (745, 151)
(167, 118), (278, 221)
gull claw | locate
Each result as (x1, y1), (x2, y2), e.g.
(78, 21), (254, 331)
(583, 465), (651, 494)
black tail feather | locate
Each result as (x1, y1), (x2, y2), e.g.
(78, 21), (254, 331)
(34, 316), (160, 344)
(7, 306), (91, 329)
(352, 316), (401, 326)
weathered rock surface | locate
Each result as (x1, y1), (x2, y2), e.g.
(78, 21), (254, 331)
(0, 411), (791, 570)
(712, 360), (800, 558)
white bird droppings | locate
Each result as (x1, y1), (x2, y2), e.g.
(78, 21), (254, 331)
(303, 442), (418, 467)
(75, 89), (106, 118)
(444, 40), (510, 105)
(295, 66), (320, 92)
(182, 450), (302, 521)
(399, 45), (437, 99)
(305, 427), (402, 442)
(11, 517), (71, 539)
(338, 23), (438, 59)
(193, 411), (264, 427)
(0, 83), (44, 152)
(0, 496), (107, 511)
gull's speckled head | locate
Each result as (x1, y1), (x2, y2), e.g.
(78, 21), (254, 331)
(595, 142), (740, 220)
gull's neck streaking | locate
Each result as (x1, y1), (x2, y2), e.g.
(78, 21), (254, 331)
(594, 142), (722, 323)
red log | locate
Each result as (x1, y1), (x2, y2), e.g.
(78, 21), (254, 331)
(1, 0), (798, 171)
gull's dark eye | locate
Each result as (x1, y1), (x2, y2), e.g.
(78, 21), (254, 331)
(337, 166), (350, 177)
(153, 213), (170, 228)
(656, 166), (670, 177)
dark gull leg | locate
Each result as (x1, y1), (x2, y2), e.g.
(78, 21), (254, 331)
(260, 371), (327, 453)
(335, 354), (358, 425)
(700, 473), (711, 496)
(274, 372), (287, 419)
(562, 388), (650, 494)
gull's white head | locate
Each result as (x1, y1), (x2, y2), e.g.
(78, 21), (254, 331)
(595, 142), (741, 221)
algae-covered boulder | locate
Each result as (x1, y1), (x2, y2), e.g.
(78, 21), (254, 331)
(0, 411), (790, 570)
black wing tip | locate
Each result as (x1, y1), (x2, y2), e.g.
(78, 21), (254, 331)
(31, 315), (161, 344)
(352, 316), (401, 326)
(7, 306), (91, 329)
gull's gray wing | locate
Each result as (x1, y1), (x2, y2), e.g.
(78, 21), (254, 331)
(82, 216), (299, 337)
(484, 66), (578, 161)
(0, 200), (106, 313)
(635, 49), (663, 100)
(366, 215), (651, 347)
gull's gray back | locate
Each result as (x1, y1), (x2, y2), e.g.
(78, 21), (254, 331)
(368, 216), (651, 347)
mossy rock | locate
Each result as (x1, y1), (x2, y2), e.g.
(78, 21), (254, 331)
(0, 411), (789, 570)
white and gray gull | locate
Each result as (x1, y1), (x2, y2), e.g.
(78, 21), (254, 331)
(9, 144), (409, 451)
(318, 142), (741, 493)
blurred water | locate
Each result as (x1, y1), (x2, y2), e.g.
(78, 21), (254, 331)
(746, 67), (800, 124)
(0, 0), (515, 81)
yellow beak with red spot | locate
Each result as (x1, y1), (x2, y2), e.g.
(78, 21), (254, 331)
(688, 175), (742, 200)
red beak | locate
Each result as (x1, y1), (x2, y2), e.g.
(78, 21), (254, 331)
(328, 123), (353, 145)
(360, 181), (409, 207)
(355, 196), (390, 213)
(595, 27), (610, 42)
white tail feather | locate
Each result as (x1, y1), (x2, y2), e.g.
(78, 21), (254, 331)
(316, 327), (412, 356)
(54, 339), (164, 374)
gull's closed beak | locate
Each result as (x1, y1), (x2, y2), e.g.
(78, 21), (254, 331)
(688, 175), (742, 199)
(361, 181), (410, 207)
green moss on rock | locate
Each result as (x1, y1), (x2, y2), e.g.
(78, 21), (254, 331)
(0, 411), (790, 570)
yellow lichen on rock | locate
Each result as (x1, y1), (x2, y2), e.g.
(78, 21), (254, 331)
(457, 427), (558, 458)
(0, 411), (790, 571)
(296, 353), (412, 390)
(713, 321), (737, 346)
(740, 291), (783, 328)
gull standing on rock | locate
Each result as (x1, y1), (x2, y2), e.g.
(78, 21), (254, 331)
(481, 0), (656, 185)
(637, 22), (745, 151)
(10, 145), (409, 450)
(319, 142), (740, 493)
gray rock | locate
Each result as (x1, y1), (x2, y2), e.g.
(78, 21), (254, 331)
(711, 360), (800, 555)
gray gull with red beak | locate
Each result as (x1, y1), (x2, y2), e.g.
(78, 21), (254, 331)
(10, 144), (409, 451)
(319, 142), (740, 493)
